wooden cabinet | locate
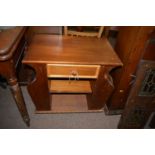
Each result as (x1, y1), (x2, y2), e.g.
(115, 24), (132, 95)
(118, 27), (155, 128)
(23, 34), (122, 113)
(105, 27), (154, 114)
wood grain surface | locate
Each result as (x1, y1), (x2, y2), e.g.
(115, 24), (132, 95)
(23, 35), (122, 66)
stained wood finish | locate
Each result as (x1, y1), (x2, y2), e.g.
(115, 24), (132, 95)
(36, 95), (103, 113)
(143, 30), (155, 61)
(26, 26), (62, 45)
(23, 34), (122, 113)
(118, 28), (155, 128)
(0, 27), (26, 60)
(26, 63), (51, 111)
(87, 66), (114, 110)
(0, 61), (30, 126)
(47, 64), (100, 79)
(23, 35), (122, 66)
(0, 26), (30, 126)
(106, 26), (154, 114)
(51, 95), (88, 113)
(49, 80), (92, 93)
(28, 26), (62, 34)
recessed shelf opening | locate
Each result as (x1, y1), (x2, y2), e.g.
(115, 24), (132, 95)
(48, 79), (92, 94)
(51, 94), (88, 112)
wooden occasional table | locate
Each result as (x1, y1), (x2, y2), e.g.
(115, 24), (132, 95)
(0, 27), (30, 126)
(23, 34), (122, 113)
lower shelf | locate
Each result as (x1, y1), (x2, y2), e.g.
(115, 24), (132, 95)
(36, 94), (104, 113)
(49, 80), (92, 94)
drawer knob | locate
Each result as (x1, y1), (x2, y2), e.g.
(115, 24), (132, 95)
(71, 70), (78, 76)
(69, 70), (79, 81)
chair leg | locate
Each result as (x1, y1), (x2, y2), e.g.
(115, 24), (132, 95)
(64, 26), (68, 36)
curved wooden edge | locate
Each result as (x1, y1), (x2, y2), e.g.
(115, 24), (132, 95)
(0, 27), (27, 61)
(26, 63), (51, 111)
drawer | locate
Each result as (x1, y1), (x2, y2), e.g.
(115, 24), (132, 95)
(47, 64), (100, 79)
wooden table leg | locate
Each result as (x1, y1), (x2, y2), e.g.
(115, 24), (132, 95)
(0, 61), (30, 127)
(8, 77), (30, 126)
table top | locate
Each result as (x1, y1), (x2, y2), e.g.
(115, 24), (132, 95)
(0, 26), (26, 61)
(23, 34), (122, 66)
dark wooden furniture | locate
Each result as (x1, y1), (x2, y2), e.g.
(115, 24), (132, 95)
(105, 27), (154, 114)
(104, 26), (120, 37)
(118, 27), (155, 128)
(0, 26), (30, 126)
(28, 26), (62, 35)
(26, 26), (62, 44)
(23, 34), (122, 113)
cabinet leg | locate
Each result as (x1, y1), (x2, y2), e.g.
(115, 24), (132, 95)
(8, 78), (30, 126)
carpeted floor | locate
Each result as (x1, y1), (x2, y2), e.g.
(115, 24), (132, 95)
(0, 86), (121, 129)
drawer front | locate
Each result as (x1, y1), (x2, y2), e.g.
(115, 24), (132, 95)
(47, 64), (100, 79)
